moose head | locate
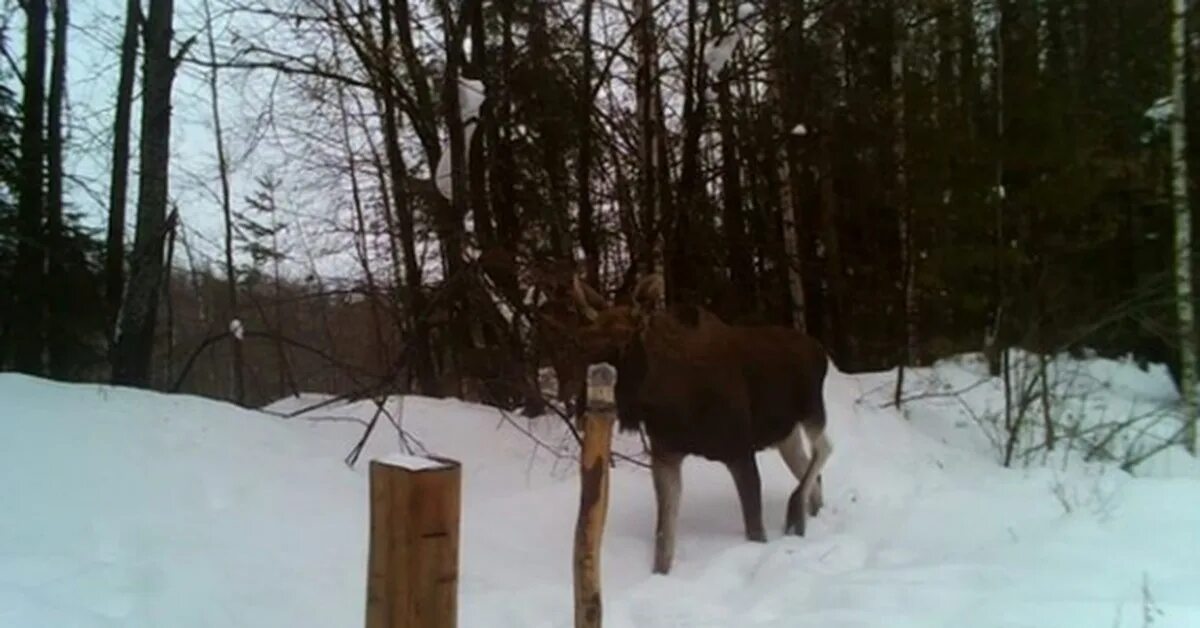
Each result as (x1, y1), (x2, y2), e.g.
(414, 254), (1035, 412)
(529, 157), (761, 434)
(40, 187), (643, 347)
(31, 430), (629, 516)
(568, 273), (665, 366)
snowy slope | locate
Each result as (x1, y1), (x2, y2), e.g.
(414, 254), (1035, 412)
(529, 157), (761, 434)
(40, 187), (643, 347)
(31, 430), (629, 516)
(2, 357), (1199, 627)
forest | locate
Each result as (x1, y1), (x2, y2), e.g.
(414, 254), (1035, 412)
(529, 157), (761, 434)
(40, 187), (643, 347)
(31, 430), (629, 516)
(0, 0), (1196, 452)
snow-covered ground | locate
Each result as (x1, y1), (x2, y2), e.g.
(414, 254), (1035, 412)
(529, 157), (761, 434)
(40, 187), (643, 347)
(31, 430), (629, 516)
(2, 354), (1198, 627)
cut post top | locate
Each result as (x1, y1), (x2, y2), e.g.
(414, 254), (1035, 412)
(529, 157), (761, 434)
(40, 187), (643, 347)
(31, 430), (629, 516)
(372, 453), (460, 472)
(587, 363), (617, 411)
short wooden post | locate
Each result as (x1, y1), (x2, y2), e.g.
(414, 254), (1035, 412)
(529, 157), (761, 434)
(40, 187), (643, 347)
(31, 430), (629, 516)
(574, 364), (618, 628)
(365, 455), (462, 628)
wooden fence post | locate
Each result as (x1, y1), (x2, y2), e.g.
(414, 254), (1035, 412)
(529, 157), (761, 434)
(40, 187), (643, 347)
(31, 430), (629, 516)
(365, 455), (462, 628)
(574, 364), (618, 628)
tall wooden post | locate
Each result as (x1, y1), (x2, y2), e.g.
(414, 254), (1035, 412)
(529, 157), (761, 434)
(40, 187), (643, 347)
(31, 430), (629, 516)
(574, 364), (618, 628)
(365, 455), (462, 628)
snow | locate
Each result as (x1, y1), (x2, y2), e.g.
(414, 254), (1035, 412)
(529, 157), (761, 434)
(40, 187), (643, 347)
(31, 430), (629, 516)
(435, 120), (478, 202)
(704, 34), (739, 75)
(1145, 96), (1173, 124)
(791, 123), (807, 136)
(376, 453), (454, 471)
(435, 77), (487, 201)
(458, 77), (486, 122)
(3, 352), (1200, 627)
(228, 318), (244, 341)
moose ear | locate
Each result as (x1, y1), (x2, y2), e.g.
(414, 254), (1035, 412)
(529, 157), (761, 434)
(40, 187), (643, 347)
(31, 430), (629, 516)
(632, 274), (665, 311)
(572, 275), (608, 321)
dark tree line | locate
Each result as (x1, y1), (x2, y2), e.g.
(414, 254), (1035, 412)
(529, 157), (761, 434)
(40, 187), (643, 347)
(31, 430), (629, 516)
(0, 1), (1196, 435)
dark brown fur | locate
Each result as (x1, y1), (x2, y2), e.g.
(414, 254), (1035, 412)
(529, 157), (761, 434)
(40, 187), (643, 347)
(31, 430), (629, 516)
(570, 274), (834, 574)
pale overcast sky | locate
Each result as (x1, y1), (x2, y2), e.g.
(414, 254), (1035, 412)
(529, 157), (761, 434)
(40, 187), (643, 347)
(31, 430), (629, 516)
(51, 0), (361, 281)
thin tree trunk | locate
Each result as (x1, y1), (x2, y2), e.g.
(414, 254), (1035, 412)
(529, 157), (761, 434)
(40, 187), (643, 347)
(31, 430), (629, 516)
(490, 0), (519, 295)
(813, 11), (847, 360)
(112, 0), (182, 387)
(467, 0), (494, 252)
(163, 217), (176, 385)
(105, 0), (139, 325)
(635, 0), (662, 275)
(46, 0), (69, 378)
(767, 0), (805, 331)
(892, 4), (916, 406)
(354, 89), (404, 291)
(1171, 0), (1198, 453)
(671, 0), (707, 303)
(339, 84), (389, 376)
(985, 4), (1007, 376)
(578, 0), (599, 284)
(13, 0), (48, 374)
(438, 0), (474, 395)
(379, 0), (436, 394)
(714, 0), (753, 307)
(530, 0), (571, 260)
(202, 0), (244, 404)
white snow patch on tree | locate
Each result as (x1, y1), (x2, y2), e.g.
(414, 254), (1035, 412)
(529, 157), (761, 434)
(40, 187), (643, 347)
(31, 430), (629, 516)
(436, 120), (479, 201)
(792, 124), (808, 136)
(459, 77), (486, 122)
(705, 34), (739, 74)
(1145, 96), (1173, 124)
(229, 318), (244, 341)
(436, 77), (488, 201)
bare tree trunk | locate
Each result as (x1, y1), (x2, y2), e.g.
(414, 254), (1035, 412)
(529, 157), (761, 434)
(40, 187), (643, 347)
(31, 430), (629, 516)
(670, 0), (707, 303)
(530, 0), (571, 260)
(892, 4), (916, 406)
(578, 0), (599, 284)
(813, 10), (847, 360)
(437, 0), (475, 396)
(112, 0), (183, 387)
(466, 0), (493, 250)
(163, 216), (176, 385)
(714, 0), (752, 306)
(46, 0), (69, 378)
(1171, 0), (1198, 454)
(985, 4), (1007, 376)
(202, 0), (244, 404)
(380, 0), (436, 395)
(635, 0), (662, 276)
(489, 0), (520, 294)
(105, 0), (139, 325)
(767, 0), (805, 331)
(353, 89), (404, 290)
(13, 0), (47, 375)
(339, 85), (389, 376)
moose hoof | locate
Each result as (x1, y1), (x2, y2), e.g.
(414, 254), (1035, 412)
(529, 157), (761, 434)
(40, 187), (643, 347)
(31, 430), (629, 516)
(747, 528), (767, 543)
(784, 515), (807, 537)
(652, 560), (672, 575)
(808, 478), (825, 517)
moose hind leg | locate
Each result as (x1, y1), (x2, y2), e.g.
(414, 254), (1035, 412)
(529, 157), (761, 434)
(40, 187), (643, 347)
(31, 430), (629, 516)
(777, 424), (814, 535)
(786, 424), (832, 536)
(652, 451), (684, 574)
(725, 455), (767, 543)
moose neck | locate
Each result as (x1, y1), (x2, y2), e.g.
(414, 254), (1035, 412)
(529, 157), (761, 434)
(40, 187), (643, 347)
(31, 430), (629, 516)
(612, 334), (648, 433)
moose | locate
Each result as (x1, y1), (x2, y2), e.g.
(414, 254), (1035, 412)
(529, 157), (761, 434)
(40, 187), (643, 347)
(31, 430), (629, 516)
(569, 273), (833, 574)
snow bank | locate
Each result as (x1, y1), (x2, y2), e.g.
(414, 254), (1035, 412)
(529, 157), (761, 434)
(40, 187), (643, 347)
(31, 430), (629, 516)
(2, 353), (1199, 627)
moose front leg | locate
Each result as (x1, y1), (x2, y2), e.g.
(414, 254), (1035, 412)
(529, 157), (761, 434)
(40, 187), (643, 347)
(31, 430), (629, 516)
(725, 455), (767, 543)
(651, 450), (684, 574)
